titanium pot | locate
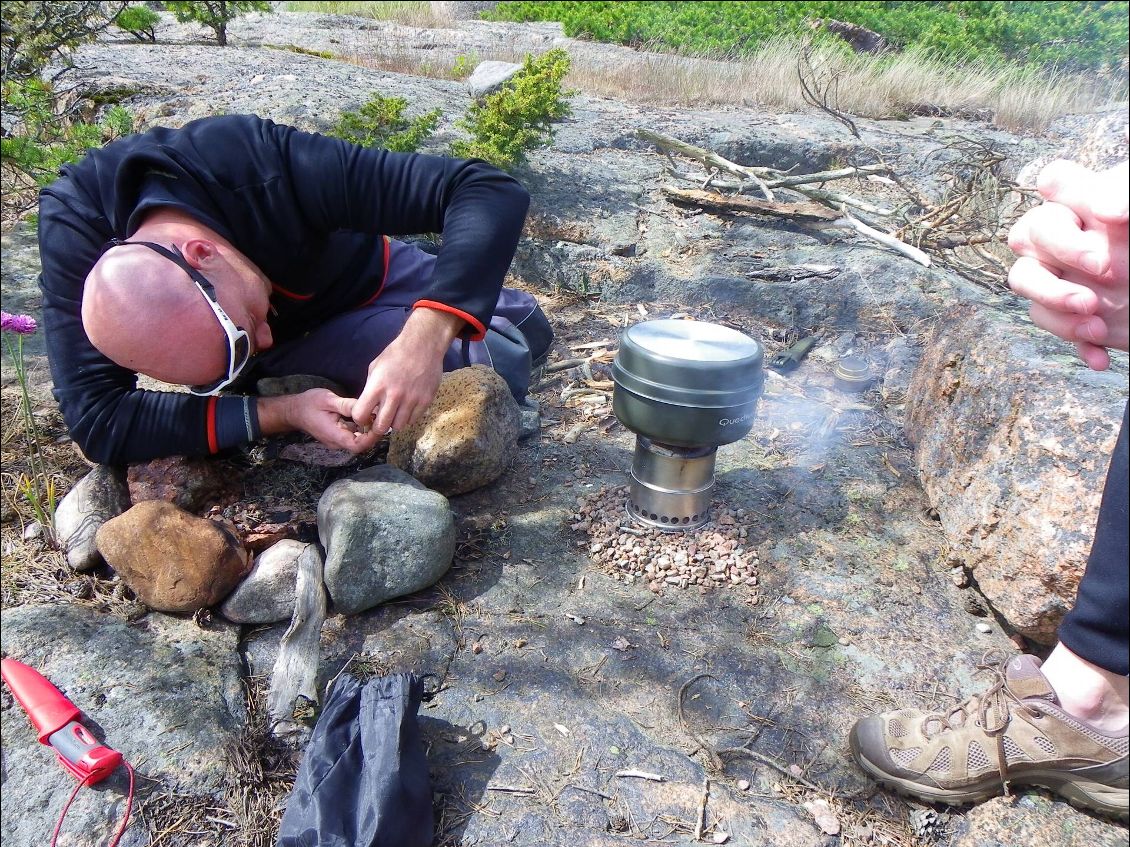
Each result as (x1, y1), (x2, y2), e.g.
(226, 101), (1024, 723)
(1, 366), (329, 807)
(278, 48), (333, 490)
(612, 319), (764, 448)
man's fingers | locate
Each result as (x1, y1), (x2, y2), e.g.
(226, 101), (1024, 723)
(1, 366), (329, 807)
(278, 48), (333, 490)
(1029, 302), (1110, 345)
(1092, 162), (1130, 223)
(1009, 201), (1108, 274)
(1008, 256), (1099, 314)
(1038, 159), (1129, 227)
(1075, 340), (1112, 372)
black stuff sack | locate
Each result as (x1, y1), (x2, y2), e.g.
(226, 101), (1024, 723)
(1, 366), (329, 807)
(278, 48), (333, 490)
(277, 673), (432, 847)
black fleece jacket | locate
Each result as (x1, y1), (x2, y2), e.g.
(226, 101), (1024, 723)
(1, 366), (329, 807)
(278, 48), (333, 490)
(37, 114), (530, 465)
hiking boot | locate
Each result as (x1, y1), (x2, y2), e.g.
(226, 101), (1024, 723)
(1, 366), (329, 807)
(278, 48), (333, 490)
(849, 653), (1129, 820)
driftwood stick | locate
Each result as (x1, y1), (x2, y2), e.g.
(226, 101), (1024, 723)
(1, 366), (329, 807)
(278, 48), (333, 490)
(794, 186), (894, 216)
(268, 543), (327, 739)
(764, 164), (886, 188)
(833, 207), (931, 267)
(638, 129), (773, 181)
(662, 186), (840, 222)
(694, 777), (710, 841)
(747, 171), (775, 201)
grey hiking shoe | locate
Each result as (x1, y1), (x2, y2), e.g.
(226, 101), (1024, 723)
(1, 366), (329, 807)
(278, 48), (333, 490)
(850, 653), (1128, 820)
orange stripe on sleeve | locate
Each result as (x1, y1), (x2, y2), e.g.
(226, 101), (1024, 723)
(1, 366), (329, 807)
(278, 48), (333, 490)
(206, 396), (219, 454)
(413, 300), (487, 341)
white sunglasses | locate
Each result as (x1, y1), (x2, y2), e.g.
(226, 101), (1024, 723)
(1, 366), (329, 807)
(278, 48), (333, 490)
(105, 239), (252, 395)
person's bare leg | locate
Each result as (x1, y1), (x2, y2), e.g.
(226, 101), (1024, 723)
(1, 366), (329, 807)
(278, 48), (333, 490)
(1041, 642), (1130, 732)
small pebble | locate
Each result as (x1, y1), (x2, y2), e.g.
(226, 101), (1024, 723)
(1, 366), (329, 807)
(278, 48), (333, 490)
(712, 832), (730, 844)
(976, 622), (992, 634)
(737, 779), (751, 791)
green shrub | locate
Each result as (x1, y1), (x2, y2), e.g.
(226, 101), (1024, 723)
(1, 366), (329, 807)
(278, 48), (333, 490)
(330, 95), (442, 152)
(486, 1), (1127, 73)
(115, 5), (161, 42)
(164, 1), (271, 46)
(452, 48), (572, 170)
(1, 78), (135, 216)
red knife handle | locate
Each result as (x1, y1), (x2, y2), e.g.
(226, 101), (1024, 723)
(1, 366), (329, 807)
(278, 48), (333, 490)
(47, 721), (123, 784)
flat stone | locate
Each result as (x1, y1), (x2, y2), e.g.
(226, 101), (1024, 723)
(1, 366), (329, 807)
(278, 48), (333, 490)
(0, 604), (244, 847)
(256, 374), (346, 397)
(127, 455), (234, 513)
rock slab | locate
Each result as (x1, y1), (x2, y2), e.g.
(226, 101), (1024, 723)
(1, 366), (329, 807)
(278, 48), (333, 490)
(318, 465), (455, 615)
(905, 303), (1125, 642)
(53, 464), (131, 572)
(0, 605), (245, 847)
(96, 500), (251, 612)
(389, 365), (520, 496)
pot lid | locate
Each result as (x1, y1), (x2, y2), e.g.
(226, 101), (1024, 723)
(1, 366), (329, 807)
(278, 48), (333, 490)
(613, 319), (763, 405)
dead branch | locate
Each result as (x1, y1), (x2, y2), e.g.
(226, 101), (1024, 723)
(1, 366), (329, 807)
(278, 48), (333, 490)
(661, 186), (840, 222)
(833, 206), (931, 267)
(746, 264), (840, 281)
(797, 46), (860, 139)
(637, 129), (773, 181)
(794, 186), (893, 216)
(763, 164), (886, 188)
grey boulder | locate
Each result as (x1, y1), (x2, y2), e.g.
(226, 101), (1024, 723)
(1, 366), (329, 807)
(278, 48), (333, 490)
(467, 60), (522, 97)
(318, 465), (455, 615)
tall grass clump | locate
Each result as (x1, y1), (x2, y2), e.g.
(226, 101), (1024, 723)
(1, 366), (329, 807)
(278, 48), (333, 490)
(557, 37), (1122, 133)
(284, 1), (454, 28)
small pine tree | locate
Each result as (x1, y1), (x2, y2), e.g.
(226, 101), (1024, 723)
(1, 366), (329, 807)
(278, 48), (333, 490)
(164, 1), (270, 47)
(115, 6), (161, 42)
(331, 96), (442, 153)
(452, 48), (571, 171)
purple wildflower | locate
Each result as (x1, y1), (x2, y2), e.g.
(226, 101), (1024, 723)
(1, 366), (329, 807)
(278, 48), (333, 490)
(0, 312), (38, 335)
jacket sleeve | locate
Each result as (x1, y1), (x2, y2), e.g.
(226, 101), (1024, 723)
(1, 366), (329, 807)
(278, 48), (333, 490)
(37, 191), (253, 465)
(271, 122), (530, 338)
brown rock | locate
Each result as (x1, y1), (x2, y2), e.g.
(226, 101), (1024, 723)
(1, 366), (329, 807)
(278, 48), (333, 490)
(388, 365), (520, 496)
(905, 303), (1124, 643)
(127, 455), (234, 513)
(95, 501), (251, 612)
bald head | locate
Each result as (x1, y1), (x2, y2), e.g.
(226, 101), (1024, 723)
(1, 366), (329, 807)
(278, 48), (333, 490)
(83, 242), (229, 386)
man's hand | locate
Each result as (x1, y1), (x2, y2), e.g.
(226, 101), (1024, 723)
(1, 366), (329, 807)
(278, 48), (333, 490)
(351, 307), (466, 443)
(1008, 159), (1129, 371)
(257, 389), (376, 454)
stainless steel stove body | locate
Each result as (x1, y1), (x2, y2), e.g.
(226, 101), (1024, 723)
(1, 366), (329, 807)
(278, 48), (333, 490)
(612, 320), (764, 530)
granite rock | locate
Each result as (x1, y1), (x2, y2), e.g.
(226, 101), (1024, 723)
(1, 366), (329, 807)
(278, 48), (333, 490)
(389, 365), (520, 496)
(905, 303), (1125, 642)
(96, 500), (251, 612)
(318, 465), (455, 615)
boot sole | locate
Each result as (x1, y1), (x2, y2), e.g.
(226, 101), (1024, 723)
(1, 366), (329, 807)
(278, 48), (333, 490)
(852, 743), (1129, 822)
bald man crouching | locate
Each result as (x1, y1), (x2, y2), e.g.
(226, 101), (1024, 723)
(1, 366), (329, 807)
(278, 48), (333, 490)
(38, 114), (551, 465)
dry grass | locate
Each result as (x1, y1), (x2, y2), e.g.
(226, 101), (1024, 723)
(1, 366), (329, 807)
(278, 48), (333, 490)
(338, 27), (1122, 134)
(568, 39), (1123, 133)
(284, 0), (454, 29)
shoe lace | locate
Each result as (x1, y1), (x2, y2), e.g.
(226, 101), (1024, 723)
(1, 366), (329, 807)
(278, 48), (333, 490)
(920, 650), (1039, 794)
